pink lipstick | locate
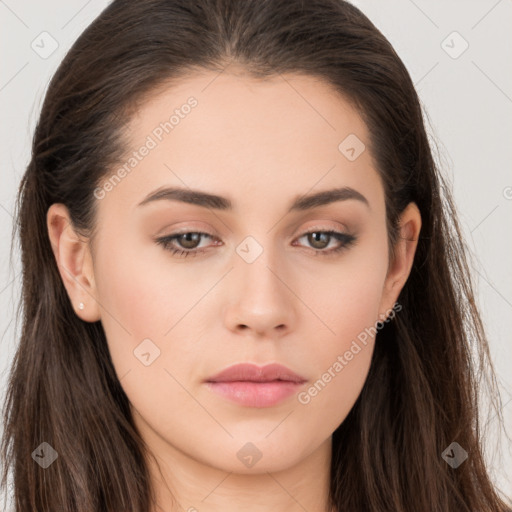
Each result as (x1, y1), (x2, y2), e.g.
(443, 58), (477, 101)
(205, 362), (307, 408)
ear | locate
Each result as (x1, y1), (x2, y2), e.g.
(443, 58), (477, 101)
(378, 201), (422, 319)
(46, 203), (101, 322)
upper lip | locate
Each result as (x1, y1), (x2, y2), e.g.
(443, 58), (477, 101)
(206, 363), (306, 383)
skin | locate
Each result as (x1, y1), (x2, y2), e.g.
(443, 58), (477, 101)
(47, 68), (421, 512)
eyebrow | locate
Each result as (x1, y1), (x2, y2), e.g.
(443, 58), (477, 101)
(137, 185), (370, 211)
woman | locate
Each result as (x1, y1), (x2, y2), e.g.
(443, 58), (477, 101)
(1, 0), (510, 510)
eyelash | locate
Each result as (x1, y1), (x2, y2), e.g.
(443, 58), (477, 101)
(155, 229), (357, 259)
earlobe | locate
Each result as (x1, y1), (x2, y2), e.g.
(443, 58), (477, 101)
(378, 202), (422, 317)
(46, 203), (101, 322)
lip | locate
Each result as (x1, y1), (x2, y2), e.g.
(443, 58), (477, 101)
(205, 363), (307, 408)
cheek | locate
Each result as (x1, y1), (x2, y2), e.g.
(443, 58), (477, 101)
(296, 279), (381, 435)
(92, 242), (183, 373)
(93, 247), (202, 431)
(95, 236), (204, 337)
(296, 237), (388, 419)
(308, 243), (389, 350)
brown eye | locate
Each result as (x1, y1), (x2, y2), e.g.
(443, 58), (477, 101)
(294, 230), (357, 256)
(307, 232), (331, 250)
(155, 231), (216, 258)
(175, 232), (202, 249)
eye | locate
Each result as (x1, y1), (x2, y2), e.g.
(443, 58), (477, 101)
(293, 229), (357, 256)
(155, 231), (216, 258)
(155, 229), (357, 258)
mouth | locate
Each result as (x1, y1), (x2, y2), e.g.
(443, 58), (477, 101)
(205, 362), (307, 407)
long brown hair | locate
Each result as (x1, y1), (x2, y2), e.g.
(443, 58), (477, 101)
(2, 0), (510, 510)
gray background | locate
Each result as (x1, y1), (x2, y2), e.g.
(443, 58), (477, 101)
(1, 0), (511, 507)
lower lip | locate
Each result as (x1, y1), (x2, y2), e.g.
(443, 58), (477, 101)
(205, 381), (305, 407)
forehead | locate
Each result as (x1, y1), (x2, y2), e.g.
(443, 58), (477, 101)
(129, 68), (369, 146)
(98, 69), (381, 217)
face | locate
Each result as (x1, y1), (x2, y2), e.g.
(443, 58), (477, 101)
(49, 68), (419, 475)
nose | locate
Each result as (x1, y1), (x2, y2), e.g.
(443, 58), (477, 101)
(222, 248), (297, 338)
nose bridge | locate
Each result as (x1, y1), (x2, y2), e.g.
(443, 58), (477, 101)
(225, 233), (296, 335)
